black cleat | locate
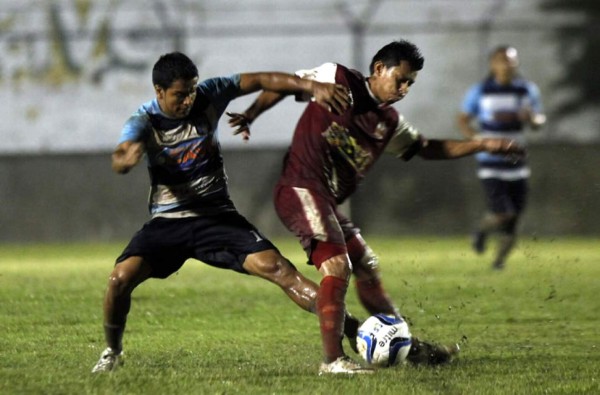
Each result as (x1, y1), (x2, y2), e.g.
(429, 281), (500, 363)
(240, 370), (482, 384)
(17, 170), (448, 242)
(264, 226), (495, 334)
(406, 337), (460, 366)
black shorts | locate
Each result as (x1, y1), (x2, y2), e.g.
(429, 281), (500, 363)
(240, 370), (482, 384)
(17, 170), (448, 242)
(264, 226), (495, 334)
(481, 178), (528, 215)
(116, 212), (277, 278)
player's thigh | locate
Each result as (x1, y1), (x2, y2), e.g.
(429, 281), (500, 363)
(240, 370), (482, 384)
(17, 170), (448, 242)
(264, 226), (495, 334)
(192, 212), (277, 274)
(242, 249), (296, 281)
(508, 178), (528, 214)
(274, 185), (346, 250)
(318, 253), (352, 280)
(481, 178), (513, 214)
(116, 217), (195, 279)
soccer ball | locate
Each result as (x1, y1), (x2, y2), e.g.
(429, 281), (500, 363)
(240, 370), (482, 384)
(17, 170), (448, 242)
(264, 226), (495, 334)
(356, 314), (412, 367)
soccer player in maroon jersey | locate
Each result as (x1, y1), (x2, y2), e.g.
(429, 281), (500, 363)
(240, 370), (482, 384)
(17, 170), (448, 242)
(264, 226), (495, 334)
(228, 40), (523, 374)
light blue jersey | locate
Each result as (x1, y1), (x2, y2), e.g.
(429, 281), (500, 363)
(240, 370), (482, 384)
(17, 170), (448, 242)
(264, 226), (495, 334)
(118, 74), (242, 217)
(461, 77), (543, 180)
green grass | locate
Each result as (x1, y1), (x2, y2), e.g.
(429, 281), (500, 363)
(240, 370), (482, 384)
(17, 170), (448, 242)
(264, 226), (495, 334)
(0, 237), (598, 394)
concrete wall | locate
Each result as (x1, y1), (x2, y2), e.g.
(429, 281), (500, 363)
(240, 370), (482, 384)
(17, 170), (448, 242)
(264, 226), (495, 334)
(2, 0), (599, 155)
(1, 144), (598, 243)
(352, 144), (600, 237)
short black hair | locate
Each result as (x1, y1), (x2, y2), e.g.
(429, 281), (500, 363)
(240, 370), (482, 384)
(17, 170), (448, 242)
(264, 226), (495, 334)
(369, 40), (424, 74)
(488, 45), (518, 59)
(152, 52), (199, 89)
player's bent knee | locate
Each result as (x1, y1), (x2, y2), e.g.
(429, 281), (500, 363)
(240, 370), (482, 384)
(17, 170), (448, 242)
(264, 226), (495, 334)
(319, 254), (352, 281)
(108, 257), (149, 295)
(353, 249), (380, 278)
(243, 250), (295, 280)
(107, 270), (131, 296)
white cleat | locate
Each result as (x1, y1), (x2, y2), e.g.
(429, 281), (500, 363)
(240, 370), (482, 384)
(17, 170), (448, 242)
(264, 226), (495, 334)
(318, 356), (374, 375)
(91, 347), (123, 373)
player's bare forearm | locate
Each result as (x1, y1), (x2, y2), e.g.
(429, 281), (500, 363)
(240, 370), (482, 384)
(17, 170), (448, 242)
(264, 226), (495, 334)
(227, 91), (285, 141)
(239, 72), (350, 114)
(244, 91), (286, 123)
(111, 141), (144, 174)
(239, 72), (312, 95)
(418, 138), (523, 160)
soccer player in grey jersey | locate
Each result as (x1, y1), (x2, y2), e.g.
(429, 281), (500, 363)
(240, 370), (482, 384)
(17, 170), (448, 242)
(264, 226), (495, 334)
(92, 52), (356, 374)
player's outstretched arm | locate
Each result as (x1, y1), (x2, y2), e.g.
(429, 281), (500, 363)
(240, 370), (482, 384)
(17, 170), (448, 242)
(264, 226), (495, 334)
(227, 91), (286, 141)
(111, 141), (145, 174)
(418, 138), (524, 160)
(229, 72), (349, 140)
(238, 72), (349, 114)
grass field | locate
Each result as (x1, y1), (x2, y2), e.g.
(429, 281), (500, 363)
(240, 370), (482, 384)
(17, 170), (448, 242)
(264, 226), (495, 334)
(0, 236), (598, 394)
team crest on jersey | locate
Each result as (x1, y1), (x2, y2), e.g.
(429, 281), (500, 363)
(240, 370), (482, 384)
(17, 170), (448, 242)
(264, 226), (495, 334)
(322, 122), (371, 172)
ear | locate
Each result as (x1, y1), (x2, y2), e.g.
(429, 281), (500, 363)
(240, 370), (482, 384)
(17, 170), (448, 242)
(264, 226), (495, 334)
(373, 61), (386, 77)
(154, 84), (164, 99)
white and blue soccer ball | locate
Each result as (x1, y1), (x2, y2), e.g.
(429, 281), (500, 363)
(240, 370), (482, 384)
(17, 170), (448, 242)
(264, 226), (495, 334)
(356, 314), (412, 367)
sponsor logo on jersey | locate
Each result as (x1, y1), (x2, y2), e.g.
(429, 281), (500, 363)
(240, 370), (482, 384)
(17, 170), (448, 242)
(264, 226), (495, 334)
(322, 122), (372, 172)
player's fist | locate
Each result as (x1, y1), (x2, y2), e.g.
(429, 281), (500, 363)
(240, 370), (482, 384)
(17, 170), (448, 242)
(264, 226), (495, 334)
(311, 82), (351, 115)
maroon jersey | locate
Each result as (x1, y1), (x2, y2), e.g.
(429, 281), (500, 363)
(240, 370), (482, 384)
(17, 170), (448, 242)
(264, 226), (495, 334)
(277, 63), (421, 204)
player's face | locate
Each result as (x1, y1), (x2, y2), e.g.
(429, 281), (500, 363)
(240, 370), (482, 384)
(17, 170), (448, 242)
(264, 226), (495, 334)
(490, 48), (519, 85)
(155, 77), (199, 118)
(370, 60), (418, 105)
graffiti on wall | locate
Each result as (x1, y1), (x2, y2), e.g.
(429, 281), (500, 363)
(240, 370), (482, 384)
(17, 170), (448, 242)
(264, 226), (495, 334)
(0, 0), (201, 87)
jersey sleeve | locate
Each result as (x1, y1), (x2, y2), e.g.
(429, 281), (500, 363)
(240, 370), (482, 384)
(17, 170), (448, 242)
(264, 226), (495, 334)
(385, 115), (423, 161)
(197, 74), (242, 117)
(118, 106), (151, 145)
(525, 81), (544, 114)
(461, 84), (481, 115)
(294, 63), (338, 102)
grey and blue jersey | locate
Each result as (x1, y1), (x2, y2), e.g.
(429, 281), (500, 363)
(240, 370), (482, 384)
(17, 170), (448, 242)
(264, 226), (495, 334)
(461, 77), (543, 180)
(118, 74), (242, 217)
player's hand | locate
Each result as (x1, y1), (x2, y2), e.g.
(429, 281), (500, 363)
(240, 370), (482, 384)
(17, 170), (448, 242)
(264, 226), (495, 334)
(227, 112), (252, 141)
(482, 138), (526, 162)
(311, 82), (351, 115)
(518, 108), (533, 124)
(481, 138), (523, 153)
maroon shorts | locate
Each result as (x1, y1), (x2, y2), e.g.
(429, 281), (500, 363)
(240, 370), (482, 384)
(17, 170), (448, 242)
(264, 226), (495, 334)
(274, 184), (360, 259)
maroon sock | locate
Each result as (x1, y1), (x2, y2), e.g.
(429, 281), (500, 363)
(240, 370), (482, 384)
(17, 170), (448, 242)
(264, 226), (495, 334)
(317, 276), (348, 363)
(355, 277), (397, 316)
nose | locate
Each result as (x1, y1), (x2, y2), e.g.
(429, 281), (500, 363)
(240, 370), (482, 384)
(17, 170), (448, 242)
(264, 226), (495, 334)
(183, 94), (194, 106)
(399, 82), (410, 95)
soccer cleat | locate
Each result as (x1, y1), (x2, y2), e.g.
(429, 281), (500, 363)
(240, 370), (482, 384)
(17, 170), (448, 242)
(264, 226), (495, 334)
(343, 314), (360, 353)
(318, 356), (375, 375)
(406, 338), (460, 366)
(492, 260), (505, 270)
(91, 347), (123, 373)
(472, 231), (487, 254)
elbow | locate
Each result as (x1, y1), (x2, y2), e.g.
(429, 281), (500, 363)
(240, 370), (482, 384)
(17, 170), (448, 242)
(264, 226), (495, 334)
(112, 163), (130, 174)
(111, 158), (132, 174)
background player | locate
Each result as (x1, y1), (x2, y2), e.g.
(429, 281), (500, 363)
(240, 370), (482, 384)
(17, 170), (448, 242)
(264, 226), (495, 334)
(91, 52), (376, 375)
(458, 45), (546, 269)
(228, 40), (523, 370)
